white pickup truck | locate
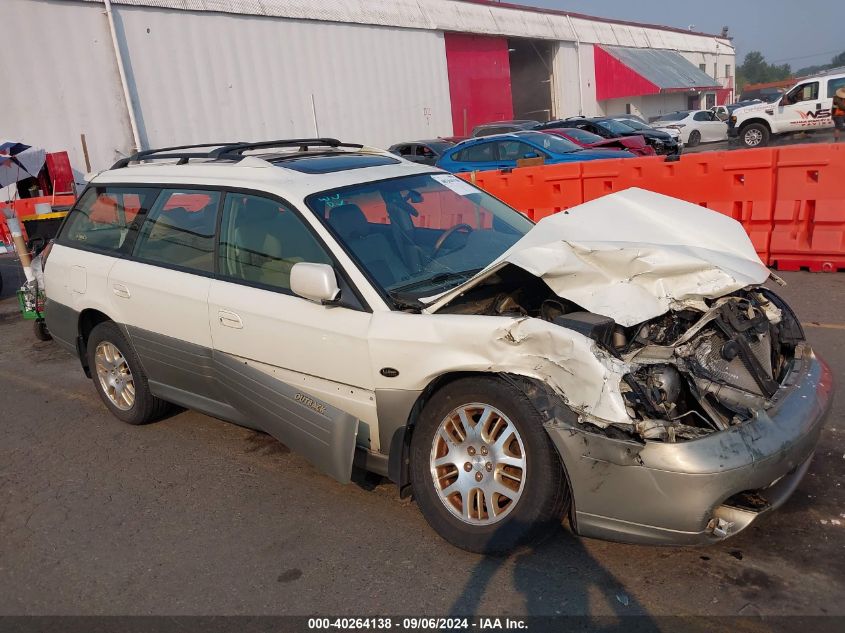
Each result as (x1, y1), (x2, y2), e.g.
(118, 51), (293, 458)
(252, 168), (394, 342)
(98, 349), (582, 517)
(729, 69), (845, 147)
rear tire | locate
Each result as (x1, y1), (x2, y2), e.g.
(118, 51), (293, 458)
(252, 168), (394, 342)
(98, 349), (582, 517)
(687, 130), (701, 147)
(410, 376), (569, 553)
(740, 123), (769, 148)
(86, 321), (170, 425)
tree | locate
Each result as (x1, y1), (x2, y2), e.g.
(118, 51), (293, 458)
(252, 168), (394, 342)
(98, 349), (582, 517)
(737, 51), (794, 90)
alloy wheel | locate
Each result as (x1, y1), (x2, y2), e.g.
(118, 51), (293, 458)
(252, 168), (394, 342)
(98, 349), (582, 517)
(744, 129), (763, 146)
(94, 341), (136, 411)
(429, 403), (527, 525)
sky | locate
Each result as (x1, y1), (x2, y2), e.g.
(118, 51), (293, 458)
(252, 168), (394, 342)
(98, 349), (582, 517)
(515, 0), (844, 70)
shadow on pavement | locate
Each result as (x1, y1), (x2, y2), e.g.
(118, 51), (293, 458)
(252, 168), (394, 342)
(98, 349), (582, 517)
(448, 521), (660, 630)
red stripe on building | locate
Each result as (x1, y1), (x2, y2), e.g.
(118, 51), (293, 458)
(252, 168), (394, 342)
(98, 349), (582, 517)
(593, 45), (660, 101)
(444, 32), (513, 136)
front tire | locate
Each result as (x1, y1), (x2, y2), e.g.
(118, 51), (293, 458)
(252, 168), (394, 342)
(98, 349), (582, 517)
(740, 123), (769, 148)
(87, 321), (170, 425)
(410, 377), (569, 553)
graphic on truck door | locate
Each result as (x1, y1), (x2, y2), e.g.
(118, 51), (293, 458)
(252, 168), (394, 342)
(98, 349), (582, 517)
(778, 81), (831, 132)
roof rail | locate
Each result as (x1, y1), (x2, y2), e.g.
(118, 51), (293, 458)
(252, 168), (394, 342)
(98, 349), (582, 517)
(110, 138), (364, 169)
(211, 138), (363, 160)
(110, 142), (244, 169)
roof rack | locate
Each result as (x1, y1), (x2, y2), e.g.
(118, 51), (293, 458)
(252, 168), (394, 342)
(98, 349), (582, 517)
(212, 138), (363, 160)
(110, 138), (364, 169)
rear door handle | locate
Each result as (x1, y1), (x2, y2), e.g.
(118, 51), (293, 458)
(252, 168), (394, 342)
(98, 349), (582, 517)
(112, 283), (130, 299)
(218, 310), (243, 329)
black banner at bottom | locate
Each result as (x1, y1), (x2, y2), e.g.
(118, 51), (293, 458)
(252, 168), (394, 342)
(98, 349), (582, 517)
(0, 616), (843, 633)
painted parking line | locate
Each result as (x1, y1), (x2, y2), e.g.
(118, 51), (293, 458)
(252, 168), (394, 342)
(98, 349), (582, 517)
(804, 322), (845, 331)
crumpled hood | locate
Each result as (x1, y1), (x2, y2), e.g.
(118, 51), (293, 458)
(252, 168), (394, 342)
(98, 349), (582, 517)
(425, 188), (770, 327)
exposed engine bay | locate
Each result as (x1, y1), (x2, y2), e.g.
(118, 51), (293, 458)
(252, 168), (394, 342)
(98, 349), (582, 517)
(438, 265), (805, 443)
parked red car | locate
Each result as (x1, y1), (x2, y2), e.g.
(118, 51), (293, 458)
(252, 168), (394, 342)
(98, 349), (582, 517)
(541, 127), (655, 156)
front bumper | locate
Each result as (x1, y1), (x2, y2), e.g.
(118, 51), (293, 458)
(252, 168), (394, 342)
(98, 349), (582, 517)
(546, 344), (832, 545)
(651, 140), (681, 155)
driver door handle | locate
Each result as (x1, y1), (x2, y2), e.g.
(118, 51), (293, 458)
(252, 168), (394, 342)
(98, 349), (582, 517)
(218, 310), (243, 329)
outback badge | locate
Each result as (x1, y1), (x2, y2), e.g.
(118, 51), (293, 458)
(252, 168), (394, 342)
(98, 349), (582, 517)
(294, 392), (327, 415)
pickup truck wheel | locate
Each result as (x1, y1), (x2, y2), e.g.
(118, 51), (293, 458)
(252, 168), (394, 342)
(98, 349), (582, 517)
(687, 130), (701, 147)
(740, 123), (769, 148)
(87, 321), (170, 425)
(410, 376), (569, 553)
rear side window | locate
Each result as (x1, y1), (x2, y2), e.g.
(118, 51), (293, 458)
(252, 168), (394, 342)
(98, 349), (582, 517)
(828, 77), (845, 98)
(133, 189), (221, 273)
(495, 140), (541, 160)
(59, 186), (158, 253)
(454, 142), (496, 162)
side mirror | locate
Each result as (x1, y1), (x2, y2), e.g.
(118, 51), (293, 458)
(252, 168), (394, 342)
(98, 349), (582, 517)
(523, 152), (539, 159)
(290, 262), (340, 303)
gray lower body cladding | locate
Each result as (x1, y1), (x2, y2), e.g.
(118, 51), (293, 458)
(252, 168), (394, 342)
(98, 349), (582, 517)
(44, 298), (79, 355)
(47, 300), (360, 483)
(546, 346), (832, 545)
(212, 351), (359, 483)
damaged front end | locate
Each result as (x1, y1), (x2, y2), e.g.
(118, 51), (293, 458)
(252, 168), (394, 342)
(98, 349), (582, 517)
(619, 287), (806, 443)
(430, 266), (832, 544)
(420, 189), (833, 543)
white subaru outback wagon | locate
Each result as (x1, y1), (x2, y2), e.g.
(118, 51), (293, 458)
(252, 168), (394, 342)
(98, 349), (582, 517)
(44, 139), (832, 553)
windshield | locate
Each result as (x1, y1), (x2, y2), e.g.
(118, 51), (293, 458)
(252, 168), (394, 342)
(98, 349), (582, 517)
(616, 119), (649, 131)
(306, 173), (534, 303)
(654, 112), (689, 122)
(519, 132), (581, 153)
(597, 119), (637, 134)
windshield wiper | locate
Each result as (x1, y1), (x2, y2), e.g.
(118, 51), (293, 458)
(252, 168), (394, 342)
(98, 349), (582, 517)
(390, 268), (481, 296)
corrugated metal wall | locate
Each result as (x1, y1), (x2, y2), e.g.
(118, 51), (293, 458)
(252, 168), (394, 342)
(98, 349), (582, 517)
(1, 0), (135, 184)
(118, 5), (453, 152)
(1, 0), (453, 176)
(2, 0), (735, 181)
(77, 1), (735, 55)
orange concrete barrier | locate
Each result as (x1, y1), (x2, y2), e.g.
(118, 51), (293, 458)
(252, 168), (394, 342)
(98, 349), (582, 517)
(460, 144), (845, 271)
(462, 162), (583, 222)
(0, 195), (76, 243)
(769, 144), (845, 272)
(580, 150), (776, 261)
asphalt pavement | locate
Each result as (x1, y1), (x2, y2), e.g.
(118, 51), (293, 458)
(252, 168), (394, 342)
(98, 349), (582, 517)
(0, 272), (843, 622)
(681, 128), (839, 154)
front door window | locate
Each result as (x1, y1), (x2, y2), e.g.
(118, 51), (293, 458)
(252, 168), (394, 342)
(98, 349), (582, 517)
(217, 193), (332, 292)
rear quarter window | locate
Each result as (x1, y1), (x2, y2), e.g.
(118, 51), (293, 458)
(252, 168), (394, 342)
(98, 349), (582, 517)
(827, 77), (845, 98)
(58, 186), (159, 254)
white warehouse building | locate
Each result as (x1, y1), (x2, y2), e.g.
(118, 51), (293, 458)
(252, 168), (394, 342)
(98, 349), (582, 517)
(2, 0), (735, 178)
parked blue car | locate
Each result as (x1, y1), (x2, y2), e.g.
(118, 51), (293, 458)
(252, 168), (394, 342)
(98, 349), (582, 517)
(435, 131), (635, 173)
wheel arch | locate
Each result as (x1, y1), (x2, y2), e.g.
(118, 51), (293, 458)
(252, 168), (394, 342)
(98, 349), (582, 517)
(76, 308), (113, 377)
(386, 370), (487, 495)
(738, 118), (772, 133)
(386, 371), (576, 513)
